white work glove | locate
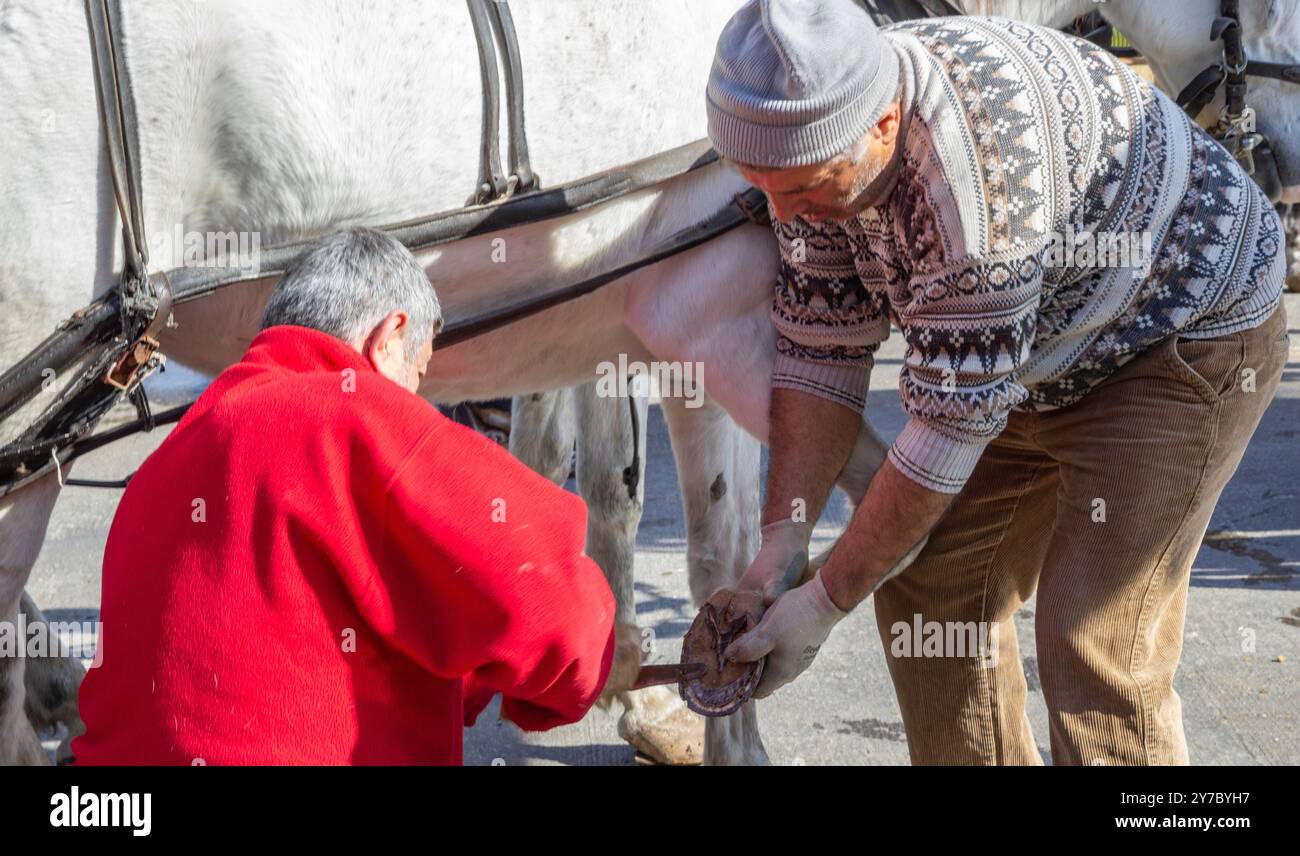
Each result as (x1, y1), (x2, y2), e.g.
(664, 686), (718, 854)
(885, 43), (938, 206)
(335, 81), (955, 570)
(724, 568), (848, 699)
(735, 518), (814, 606)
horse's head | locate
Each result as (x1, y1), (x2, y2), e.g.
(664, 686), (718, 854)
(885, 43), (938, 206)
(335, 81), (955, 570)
(1106, 0), (1300, 202)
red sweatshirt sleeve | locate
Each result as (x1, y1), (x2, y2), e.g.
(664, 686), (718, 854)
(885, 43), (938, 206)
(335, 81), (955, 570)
(375, 416), (615, 732)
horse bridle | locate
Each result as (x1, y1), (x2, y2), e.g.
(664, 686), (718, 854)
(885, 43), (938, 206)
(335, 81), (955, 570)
(1170, 0), (1300, 201)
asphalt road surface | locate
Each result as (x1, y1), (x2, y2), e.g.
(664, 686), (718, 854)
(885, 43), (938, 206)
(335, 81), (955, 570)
(27, 294), (1300, 765)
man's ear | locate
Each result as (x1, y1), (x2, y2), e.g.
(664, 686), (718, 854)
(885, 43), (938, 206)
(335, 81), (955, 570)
(363, 310), (409, 370)
(875, 101), (901, 147)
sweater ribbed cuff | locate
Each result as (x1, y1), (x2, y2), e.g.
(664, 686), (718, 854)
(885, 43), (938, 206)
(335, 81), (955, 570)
(771, 352), (872, 413)
(887, 418), (989, 495)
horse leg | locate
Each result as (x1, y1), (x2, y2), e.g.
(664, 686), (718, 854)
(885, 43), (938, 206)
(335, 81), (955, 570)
(659, 394), (767, 765)
(508, 389), (576, 486)
(574, 377), (707, 764)
(569, 380), (706, 764)
(0, 473), (66, 765)
(20, 591), (86, 763)
(511, 384), (702, 763)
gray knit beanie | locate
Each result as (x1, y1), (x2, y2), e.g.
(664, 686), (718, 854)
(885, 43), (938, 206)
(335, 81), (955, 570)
(706, 0), (900, 168)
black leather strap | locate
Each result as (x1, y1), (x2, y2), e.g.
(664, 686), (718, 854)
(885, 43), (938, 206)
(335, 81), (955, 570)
(1175, 63), (1227, 116)
(0, 2), (171, 494)
(467, 0), (536, 202)
(84, 0), (147, 285)
(1242, 60), (1300, 86)
(467, 0), (508, 202)
(1218, 0), (1248, 119)
(24, 184), (767, 490)
(486, 0), (536, 194)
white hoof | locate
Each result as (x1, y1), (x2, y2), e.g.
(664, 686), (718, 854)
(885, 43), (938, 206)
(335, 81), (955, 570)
(616, 684), (705, 765)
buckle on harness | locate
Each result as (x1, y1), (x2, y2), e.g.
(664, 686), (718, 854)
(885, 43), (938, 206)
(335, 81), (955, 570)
(1215, 106), (1262, 176)
(103, 334), (162, 391)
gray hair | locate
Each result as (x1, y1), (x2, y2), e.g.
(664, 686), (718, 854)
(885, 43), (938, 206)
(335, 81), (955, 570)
(261, 227), (441, 356)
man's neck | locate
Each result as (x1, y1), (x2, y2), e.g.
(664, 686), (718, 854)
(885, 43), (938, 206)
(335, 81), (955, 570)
(854, 141), (906, 212)
(848, 41), (911, 216)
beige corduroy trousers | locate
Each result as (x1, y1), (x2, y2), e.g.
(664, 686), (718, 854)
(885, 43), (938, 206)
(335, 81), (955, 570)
(873, 301), (1290, 765)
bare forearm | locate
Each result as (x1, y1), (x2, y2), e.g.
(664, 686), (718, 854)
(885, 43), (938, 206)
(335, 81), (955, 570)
(820, 457), (955, 610)
(763, 387), (861, 526)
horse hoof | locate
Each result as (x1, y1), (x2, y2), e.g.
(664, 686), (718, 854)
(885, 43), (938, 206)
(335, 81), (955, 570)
(55, 735), (77, 766)
(680, 594), (765, 717)
(1, 721), (51, 766)
(616, 684), (704, 765)
(19, 595), (88, 734)
(22, 652), (86, 734)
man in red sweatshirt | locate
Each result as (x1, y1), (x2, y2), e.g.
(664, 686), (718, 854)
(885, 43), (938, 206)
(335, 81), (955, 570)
(74, 227), (634, 765)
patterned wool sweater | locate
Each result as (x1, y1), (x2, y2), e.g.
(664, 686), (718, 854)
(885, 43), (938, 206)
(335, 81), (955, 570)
(772, 17), (1284, 494)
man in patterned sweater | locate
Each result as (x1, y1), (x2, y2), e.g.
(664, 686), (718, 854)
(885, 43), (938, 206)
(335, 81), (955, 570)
(705, 0), (1289, 764)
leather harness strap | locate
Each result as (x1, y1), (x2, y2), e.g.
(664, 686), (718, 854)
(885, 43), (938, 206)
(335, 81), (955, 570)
(1171, 0), (1300, 123)
(486, 0), (536, 196)
(85, 0), (147, 285)
(1175, 63), (1228, 121)
(1218, 0), (1249, 120)
(467, 0), (537, 203)
(31, 184), (768, 488)
(0, 0), (172, 494)
(467, 0), (507, 202)
(84, 0), (173, 375)
(1093, 0), (1299, 201)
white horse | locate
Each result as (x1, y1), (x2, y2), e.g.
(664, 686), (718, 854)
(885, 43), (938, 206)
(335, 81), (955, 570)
(1, 0), (904, 767)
